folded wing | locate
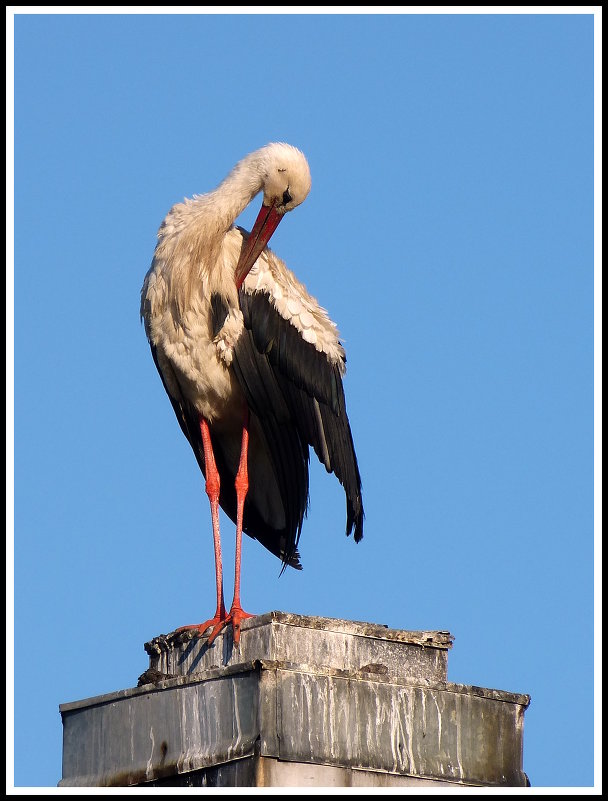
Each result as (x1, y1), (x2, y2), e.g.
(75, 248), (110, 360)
(232, 288), (364, 569)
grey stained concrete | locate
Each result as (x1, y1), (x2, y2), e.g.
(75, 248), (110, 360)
(59, 611), (530, 787)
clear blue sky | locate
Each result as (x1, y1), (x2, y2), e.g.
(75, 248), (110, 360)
(10, 9), (598, 790)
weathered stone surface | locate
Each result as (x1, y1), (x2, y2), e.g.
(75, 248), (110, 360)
(144, 610), (453, 685)
(265, 663), (528, 785)
(61, 664), (261, 787)
(59, 613), (530, 787)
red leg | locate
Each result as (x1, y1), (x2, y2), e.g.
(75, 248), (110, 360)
(220, 407), (254, 645)
(176, 416), (227, 641)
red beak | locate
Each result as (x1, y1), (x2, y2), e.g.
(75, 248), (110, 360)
(234, 202), (283, 290)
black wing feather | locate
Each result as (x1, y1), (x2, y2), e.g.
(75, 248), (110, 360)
(234, 289), (364, 566)
(231, 320), (309, 569)
(210, 292), (229, 338)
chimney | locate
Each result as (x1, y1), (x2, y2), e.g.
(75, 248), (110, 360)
(59, 611), (530, 787)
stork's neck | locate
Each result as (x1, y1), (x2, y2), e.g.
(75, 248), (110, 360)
(153, 151), (269, 315)
(205, 150), (267, 231)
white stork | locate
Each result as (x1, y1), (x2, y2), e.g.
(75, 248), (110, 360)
(141, 143), (363, 644)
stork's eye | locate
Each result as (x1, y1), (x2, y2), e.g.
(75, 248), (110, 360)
(282, 188), (293, 205)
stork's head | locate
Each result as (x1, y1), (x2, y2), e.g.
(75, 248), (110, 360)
(235, 143), (311, 288)
(259, 142), (312, 212)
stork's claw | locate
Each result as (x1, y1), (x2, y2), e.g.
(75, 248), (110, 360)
(223, 605), (255, 645)
(176, 602), (226, 638)
(176, 606), (254, 646)
(175, 612), (225, 640)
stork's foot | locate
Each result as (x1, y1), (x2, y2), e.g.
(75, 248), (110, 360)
(175, 609), (227, 643)
(224, 605), (255, 646)
(175, 606), (254, 646)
